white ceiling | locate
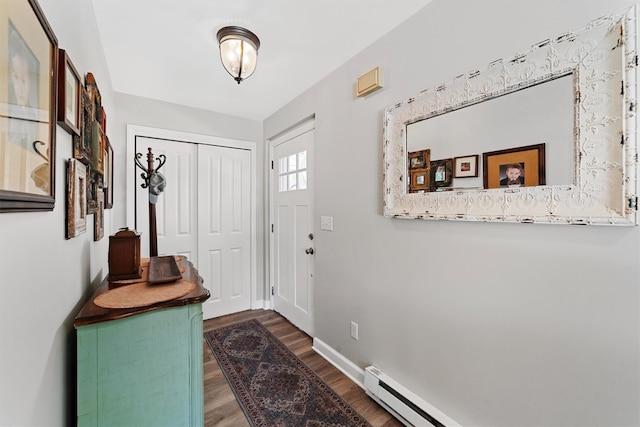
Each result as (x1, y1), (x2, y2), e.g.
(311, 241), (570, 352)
(90, 0), (431, 121)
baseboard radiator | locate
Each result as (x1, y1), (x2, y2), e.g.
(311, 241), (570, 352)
(364, 366), (459, 427)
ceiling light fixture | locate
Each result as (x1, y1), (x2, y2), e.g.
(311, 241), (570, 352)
(216, 26), (261, 84)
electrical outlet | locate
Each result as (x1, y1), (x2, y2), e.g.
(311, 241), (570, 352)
(350, 321), (359, 340)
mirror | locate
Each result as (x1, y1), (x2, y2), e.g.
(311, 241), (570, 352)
(406, 74), (574, 191)
(383, 6), (638, 225)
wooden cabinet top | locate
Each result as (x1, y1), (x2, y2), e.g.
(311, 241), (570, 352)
(74, 256), (209, 327)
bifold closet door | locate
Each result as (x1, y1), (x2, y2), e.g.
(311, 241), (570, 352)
(197, 144), (251, 319)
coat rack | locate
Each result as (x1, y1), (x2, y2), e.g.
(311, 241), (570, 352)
(134, 147), (166, 257)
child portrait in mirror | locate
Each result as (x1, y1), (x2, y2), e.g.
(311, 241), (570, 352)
(499, 163), (524, 187)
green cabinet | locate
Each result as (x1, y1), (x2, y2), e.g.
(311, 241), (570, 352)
(75, 258), (209, 426)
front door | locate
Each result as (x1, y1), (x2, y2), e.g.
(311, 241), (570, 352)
(270, 121), (315, 335)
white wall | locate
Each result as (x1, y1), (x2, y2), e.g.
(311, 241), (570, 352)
(264, 1), (640, 425)
(0, 1), (113, 425)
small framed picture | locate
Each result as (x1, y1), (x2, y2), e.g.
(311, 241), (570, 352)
(430, 158), (453, 187)
(408, 149), (430, 169)
(482, 143), (546, 189)
(409, 169), (430, 192)
(57, 49), (81, 136)
(453, 154), (479, 178)
(66, 159), (87, 239)
(94, 188), (104, 241)
(104, 138), (114, 209)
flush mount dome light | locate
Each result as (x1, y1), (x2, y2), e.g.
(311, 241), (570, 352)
(216, 26), (260, 84)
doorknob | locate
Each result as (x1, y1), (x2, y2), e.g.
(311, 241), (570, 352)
(305, 247), (314, 255)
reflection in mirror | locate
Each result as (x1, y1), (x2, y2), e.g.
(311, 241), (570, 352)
(406, 74), (574, 192)
(383, 6), (638, 225)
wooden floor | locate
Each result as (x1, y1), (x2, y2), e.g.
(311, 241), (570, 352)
(203, 309), (403, 427)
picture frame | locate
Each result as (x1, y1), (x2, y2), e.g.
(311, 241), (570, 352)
(483, 143), (546, 189)
(57, 49), (81, 136)
(100, 106), (107, 133)
(409, 169), (430, 193)
(66, 158), (87, 238)
(85, 72), (104, 175)
(74, 86), (91, 165)
(104, 137), (113, 209)
(408, 149), (429, 169)
(94, 186), (104, 241)
(430, 158), (453, 188)
(454, 154), (479, 178)
(86, 169), (101, 214)
(77, 72), (106, 214)
(0, 0), (58, 213)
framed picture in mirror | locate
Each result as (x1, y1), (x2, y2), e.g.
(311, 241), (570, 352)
(409, 169), (430, 193)
(408, 149), (430, 169)
(430, 159), (453, 188)
(454, 155), (479, 178)
(483, 144), (545, 189)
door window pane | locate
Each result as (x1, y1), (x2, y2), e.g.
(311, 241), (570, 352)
(288, 173), (297, 191)
(298, 171), (307, 190)
(278, 150), (308, 192)
(298, 151), (307, 170)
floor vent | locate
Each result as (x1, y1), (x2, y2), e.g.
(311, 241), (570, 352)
(363, 366), (459, 427)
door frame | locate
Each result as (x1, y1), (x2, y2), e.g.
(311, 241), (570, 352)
(266, 118), (315, 314)
(125, 124), (258, 309)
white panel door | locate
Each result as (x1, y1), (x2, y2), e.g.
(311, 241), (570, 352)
(134, 136), (252, 320)
(135, 137), (197, 259)
(198, 144), (252, 319)
(271, 124), (314, 335)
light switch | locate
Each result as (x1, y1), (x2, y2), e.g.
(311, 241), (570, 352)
(320, 216), (334, 231)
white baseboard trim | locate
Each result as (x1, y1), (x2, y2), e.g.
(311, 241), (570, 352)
(251, 298), (271, 310)
(312, 337), (365, 389)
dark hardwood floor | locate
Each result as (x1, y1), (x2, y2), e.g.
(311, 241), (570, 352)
(202, 309), (403, 427)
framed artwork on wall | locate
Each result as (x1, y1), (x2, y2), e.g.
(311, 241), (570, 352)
(86, 73), (104, 175)
(75, 72), (106, 214)
(86, 170), (101, 214)
(104, 137), (113, 209)
(483, 144), (546, 189)
(66, 159), (87, 238)
(74, 87), (91, 165)
(57, 49), (81, 136)
(0, 0), (58, 212)
(94, 188), (104, 241)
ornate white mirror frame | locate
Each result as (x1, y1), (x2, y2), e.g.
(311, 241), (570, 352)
(383, 6), (638, 225)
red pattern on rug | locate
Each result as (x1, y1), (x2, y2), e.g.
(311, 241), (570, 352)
(205, 319), (372, 427)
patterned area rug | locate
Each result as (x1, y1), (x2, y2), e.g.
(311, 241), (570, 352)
(205, 319), (372, 427)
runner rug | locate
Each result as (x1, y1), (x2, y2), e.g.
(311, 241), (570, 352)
(204, 319), (371, 427)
